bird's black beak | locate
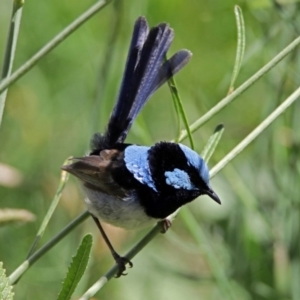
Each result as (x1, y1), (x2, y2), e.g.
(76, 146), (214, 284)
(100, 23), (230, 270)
(205, 188), (221, 205)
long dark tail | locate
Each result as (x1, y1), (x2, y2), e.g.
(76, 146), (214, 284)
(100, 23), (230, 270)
(91, 16), (192, 153)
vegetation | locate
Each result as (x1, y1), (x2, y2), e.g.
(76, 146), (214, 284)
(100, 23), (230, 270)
(0, 0), (299, 299)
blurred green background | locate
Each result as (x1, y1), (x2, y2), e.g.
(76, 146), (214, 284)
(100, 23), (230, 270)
(1, 0), (300, 299)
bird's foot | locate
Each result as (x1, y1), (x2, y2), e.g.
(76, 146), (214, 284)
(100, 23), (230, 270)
(113, 254), (133, 278)
(159, 219), (172, 233)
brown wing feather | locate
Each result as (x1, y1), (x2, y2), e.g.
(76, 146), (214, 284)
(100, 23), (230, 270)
(62, 149), (127, 198)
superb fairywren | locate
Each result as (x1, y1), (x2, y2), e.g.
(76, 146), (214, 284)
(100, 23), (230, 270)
(62, 16), (220, 277)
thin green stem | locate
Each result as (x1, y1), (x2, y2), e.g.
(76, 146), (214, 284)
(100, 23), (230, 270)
(8, 211), (90, 284)
(201, 124), (224, 163)
(169, 80), (181, 142)
(0, 0), (24, 127)
(210, 84), (300, 177)
(27, 159), (70, 257)
(178, 33), (300, 142)
(0, 0), (112, 95)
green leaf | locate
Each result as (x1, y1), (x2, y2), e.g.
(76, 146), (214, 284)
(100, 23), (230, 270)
(228, 5), (246, 94)
(201, 124), (224, 163)
(0, 262), (14, 300)
(166, 56), (194, 148)
(57, 234), (93, 300)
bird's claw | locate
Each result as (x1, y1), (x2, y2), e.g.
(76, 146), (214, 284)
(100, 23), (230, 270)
(114, 255), (133, 278)
(159, 219), (172, 233)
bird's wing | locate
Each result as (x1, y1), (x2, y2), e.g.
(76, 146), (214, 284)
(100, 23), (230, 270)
(62, 150), (127, 198)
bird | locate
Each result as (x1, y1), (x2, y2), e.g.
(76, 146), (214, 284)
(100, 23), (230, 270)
(62, 16), (221, 278)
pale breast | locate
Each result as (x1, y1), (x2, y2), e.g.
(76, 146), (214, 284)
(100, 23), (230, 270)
(82, 186), (156, 230)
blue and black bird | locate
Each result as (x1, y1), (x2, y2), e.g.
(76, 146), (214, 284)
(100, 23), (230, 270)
(62, 16), (220, 277)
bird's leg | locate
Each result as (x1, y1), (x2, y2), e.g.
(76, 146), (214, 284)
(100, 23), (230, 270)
(90, 214), (133, 277)
(158, 218), (172, 233)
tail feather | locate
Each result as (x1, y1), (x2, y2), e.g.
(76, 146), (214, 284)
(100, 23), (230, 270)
(91, 17), (191, 153)
(127, 24), (174, 126)
(104, 17), (149, 148)
(150, 49), (192, 94)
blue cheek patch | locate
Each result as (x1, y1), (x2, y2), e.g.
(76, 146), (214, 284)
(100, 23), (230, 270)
(165, 168), (195, 190)
(178, 144), (210, 184)
(124, 145), (158, 192)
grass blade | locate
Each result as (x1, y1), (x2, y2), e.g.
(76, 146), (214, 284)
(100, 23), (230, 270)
(228, 5), (246, 94)
(167, 64), (194, 148)
(27, 158), (70, 257)
(201, 124), (224, 163)
(0, 0), (24, 127)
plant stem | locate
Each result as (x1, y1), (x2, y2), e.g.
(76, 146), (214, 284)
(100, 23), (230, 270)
(79, 224), (162, 300)
(27, 160), (70, 257)
(8, 211), (90, 284)
(0, 0), (24, 127)
(178, 34), (300, 142)
(0, 0), (112, 95)
(210, 84), (300, 177)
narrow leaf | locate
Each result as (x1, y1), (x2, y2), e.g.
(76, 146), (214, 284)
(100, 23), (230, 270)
(201, 124), (224, 163)
(166, 55), (194, 148)
(57, 234), (93, 300)
(228, 5), (246, 94)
